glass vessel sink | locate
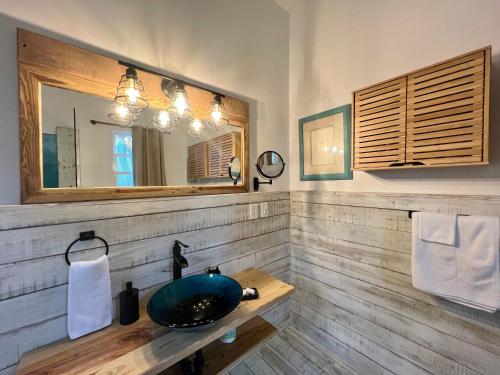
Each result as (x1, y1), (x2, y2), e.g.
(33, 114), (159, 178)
(147, 274), (243, 328)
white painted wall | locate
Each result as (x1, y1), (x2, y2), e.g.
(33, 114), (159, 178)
(0, 0), (289, 204)
(280, 0), (500, 195)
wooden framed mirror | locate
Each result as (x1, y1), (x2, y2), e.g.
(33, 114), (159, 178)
(18, 28), (249, 203)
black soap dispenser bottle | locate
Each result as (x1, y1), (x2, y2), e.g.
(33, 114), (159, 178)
(119, 281), (139, 325)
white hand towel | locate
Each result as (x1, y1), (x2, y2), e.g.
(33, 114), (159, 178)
(418, 212), (457, 245)
(68, 255), (112, 339)
(412, 213), (459, 296)
(412, 213), (500, 313)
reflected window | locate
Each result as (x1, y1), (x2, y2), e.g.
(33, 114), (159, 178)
(113, 130), (134, 187)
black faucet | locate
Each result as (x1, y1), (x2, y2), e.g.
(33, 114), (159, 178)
(173, 240), (189, 280)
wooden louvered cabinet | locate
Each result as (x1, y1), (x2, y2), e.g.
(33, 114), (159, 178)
(353, 77), (407, 169)
(187, 132), (241, 182)
(352, 47), (490, 171)
(187, 141), (208, 181)
(208, 132), (241, 178)
(406, 50), (488, 166)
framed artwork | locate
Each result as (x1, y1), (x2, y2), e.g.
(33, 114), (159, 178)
(299, 104), (352, 181)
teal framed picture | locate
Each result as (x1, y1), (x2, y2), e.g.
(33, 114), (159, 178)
(299, 104), (352, 181)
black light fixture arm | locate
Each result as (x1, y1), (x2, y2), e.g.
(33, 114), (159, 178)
(118, 60), (226, 98)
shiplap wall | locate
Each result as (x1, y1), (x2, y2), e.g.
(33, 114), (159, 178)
(4, 189), (500, 375)
(0, 192), (290, 375)
(290, 191), (500, 375)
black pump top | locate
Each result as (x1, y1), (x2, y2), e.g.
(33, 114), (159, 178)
(125, 281), (134, 295)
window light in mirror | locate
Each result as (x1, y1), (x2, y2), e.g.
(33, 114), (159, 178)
(208, 94), (229, 130)
(114, 68), (148, 114)
(113, 130), (134, 187)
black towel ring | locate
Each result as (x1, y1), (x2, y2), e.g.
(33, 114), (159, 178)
(65, 230), (109, 266)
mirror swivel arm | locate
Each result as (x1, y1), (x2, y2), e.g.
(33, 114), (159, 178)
(253, 177), (272, 191)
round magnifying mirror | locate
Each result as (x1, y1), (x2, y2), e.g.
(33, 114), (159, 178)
(228, 156), (241, 185)
(256, 151), (285, 179)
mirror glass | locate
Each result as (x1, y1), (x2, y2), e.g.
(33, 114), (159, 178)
(40, 85), (243, 188)
(256, 151), (285, 179)
(228, 156), (241, 184)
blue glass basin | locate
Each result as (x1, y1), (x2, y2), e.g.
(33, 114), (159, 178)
(147, 274), (243, 328)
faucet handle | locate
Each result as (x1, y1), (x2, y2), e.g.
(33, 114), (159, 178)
(206, 266), (221, 275)
(175, 240), (189, 248)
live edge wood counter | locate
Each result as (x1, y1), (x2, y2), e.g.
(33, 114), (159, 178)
(17, 268), (294, 375)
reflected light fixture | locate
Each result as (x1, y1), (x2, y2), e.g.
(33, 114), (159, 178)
(208, 94), (229, 130)
(166, 82), (191, 119)
(153, 109), (174, 132)
(114, 67), (148, 114)
(107, 101), (135, 127)
(187, 118), (206, 138)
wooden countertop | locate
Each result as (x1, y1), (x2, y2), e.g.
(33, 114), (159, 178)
(17, 268), (294, 375)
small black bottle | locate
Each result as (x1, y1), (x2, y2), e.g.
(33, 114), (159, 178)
(119, 281), (139, 325)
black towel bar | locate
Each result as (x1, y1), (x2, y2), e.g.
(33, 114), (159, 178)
(408, 211), (469, 219)
(65, 230), (109, 266)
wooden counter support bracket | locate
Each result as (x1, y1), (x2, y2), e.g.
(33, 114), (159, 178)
(17, 268), (294, 375)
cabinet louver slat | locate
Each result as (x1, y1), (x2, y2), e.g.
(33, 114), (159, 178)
(406, 51), (486, 165)
(187, 142), (208, 180)
(353, 77), (407, 169)
(187, 132), (241, 181)
(352, 46), (490, 171)
(208, 132), (241, 177)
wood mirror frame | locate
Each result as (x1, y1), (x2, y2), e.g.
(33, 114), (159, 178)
(18, 29), (249, 203)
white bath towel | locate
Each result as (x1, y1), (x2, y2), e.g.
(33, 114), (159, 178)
(67, 255), (112, 339)
(455, 215), (500, 312)
(418, 212), (457, 245)
(412, 213), (500, 313)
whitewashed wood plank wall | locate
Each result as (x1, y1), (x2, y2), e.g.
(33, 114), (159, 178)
(290, 191), (500, 375)
(3, 189), (500, 375)
(0, 192), (290, 375)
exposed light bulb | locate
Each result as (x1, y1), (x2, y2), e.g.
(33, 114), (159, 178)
(165, 82), (191, 124)
(108, 101), (135, 127)
(188, 118), (206, 137)
(125, 81), (139, 104)
(158, 110), (170, 125)
(211, 104), (222, 122)
(173, 92), (188, 116)
(208, 94), (228, 130)
(114, 67), (148, 114)
(153, 109), (173, 132)
(116, 104), (130, 119)
(192, 118), (202, 131)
